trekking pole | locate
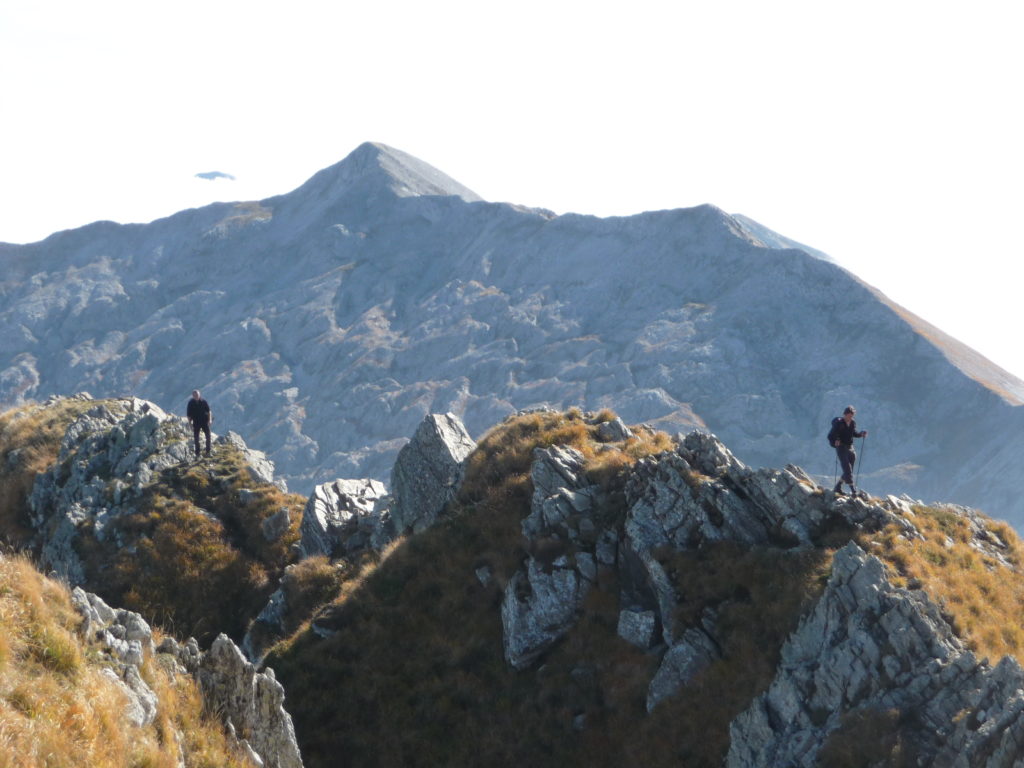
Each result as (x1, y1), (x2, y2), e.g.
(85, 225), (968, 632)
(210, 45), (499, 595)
(833, 451), (839, 488)
(855, 434), (867, 489)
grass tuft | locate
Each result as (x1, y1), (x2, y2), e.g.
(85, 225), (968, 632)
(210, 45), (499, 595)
(0, 553), (258, 767)
(860, 504), (1024, 662)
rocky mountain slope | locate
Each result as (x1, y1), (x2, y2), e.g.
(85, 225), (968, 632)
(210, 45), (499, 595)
(2, 142), (1022, 525)
(0, 552), (299, 767)
(264, 409), (1024, 768)
(4, 397), (1024, 766)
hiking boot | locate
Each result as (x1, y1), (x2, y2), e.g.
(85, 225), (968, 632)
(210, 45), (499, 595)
(832, 482), (843, 494)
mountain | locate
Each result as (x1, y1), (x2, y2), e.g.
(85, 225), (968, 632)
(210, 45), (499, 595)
(4, 396), (1024, 766)
(2, 141), (1022, 524)
(263, 408), (1024, 768)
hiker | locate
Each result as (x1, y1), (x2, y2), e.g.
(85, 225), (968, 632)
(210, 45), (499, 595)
(828, 405), (867, 495)
(187, 389), (213, 458)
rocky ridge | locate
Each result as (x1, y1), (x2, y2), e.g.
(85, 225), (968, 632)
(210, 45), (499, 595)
(10, 394), (1024, 766)
(501, 425), (1024, 766)
(245, 411), (477, 660)
(4, 142), (1024, 523)
(26, 394), (280, 585)
(72, 586), (302, 768)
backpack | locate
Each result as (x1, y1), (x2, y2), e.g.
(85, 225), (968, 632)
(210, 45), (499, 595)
(826, 417), (841, 447)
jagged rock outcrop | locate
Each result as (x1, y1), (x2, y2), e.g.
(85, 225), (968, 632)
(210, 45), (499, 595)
(245, 412), (475, 663)
(297, 478), (388, 559)
(194, 635), (304, 768)
(727, 542), (1024, 767)
(154, 631), (303, 768)
(389, 413), (476, 535)
(70, 585), (304, 767)
(71, 587), (158, 727)
(26, 395), (282, 584)
(623, 430), (917, 647)
(501, 445), (606, 669)
(499, 426), (1024, 765)
(29, 397), (190, 583)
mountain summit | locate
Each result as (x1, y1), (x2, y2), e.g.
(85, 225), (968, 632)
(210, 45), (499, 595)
(289, 141), (482, 205)
(1, 142), (1023, 523)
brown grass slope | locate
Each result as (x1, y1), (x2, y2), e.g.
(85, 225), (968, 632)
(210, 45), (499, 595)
(265, 409), (1024, 768)
(262, 411), (824, 766)
(0, 398), (306, 645)
(0, 553), (257, 768)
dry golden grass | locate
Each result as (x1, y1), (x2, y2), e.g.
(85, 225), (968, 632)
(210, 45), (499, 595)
(0, 554), (256, 768)
(0, 398), (100, 547)
(861, 504), (1024, 663)
(269, 410), (789, 768)
(78, 443), (306, 644)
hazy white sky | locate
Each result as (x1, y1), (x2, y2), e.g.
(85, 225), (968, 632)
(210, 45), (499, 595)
(2, 1), (1023, 377)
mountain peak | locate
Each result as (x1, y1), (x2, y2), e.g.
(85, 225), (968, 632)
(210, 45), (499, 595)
(293, 142), (483, 204)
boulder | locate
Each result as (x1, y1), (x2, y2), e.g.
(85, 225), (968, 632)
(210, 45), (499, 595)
(647, 625), (720, 712)
(617, 609), (657, 650)
(262, 508), (292, 543)
(501, 556), (594, 670)
(298, 478), (388, 559)
(389, 413), (475, 535)
(597, 416), (634, 443)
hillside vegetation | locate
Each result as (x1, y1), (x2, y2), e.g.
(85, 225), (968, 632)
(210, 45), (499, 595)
(0, 398), (98, 548)
(5, 399), (1024, 766)
(0, 397), (305, 644)
(0, 554), (255, 768)
(265, 411), (827, 766)
(265, 409), (1024, 768)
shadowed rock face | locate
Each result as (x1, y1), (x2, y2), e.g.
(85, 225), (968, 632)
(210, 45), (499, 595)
(3, 142), (1024, 523)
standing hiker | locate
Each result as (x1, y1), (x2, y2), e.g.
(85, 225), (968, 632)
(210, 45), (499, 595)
(828, 405), (867, 495)
(187, 389), (213, 458)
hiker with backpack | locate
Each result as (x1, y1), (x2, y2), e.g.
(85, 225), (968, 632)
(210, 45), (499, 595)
(828, 405), (867, 496)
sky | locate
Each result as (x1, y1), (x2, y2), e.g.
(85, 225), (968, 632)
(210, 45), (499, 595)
(2, 1), (1023, 379)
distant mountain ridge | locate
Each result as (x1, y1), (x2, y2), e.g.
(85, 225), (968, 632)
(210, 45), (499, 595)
(2, 142), (1023, 523)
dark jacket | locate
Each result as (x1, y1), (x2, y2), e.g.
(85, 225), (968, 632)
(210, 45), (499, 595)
(187, 398), (211, 427)
(828, 416), (864, 448)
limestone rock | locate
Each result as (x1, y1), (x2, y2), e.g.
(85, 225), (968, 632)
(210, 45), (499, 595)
(523, 445), (600, 543)
(502, 444), (611, 669)
(726, 542), (1024, 768)
(262, 508), (292, 543)
(389, 413), (475, 535)
(222, 431), (284, 491)
(501, 556), (593, 670)
(198, 634), (304, 768)
(617, 609), (657, 650)
(597, 416), (634, 443)
(70, 587), (158, 727)
(647, 625), (720, 712)
(298, 478), (388, 558)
